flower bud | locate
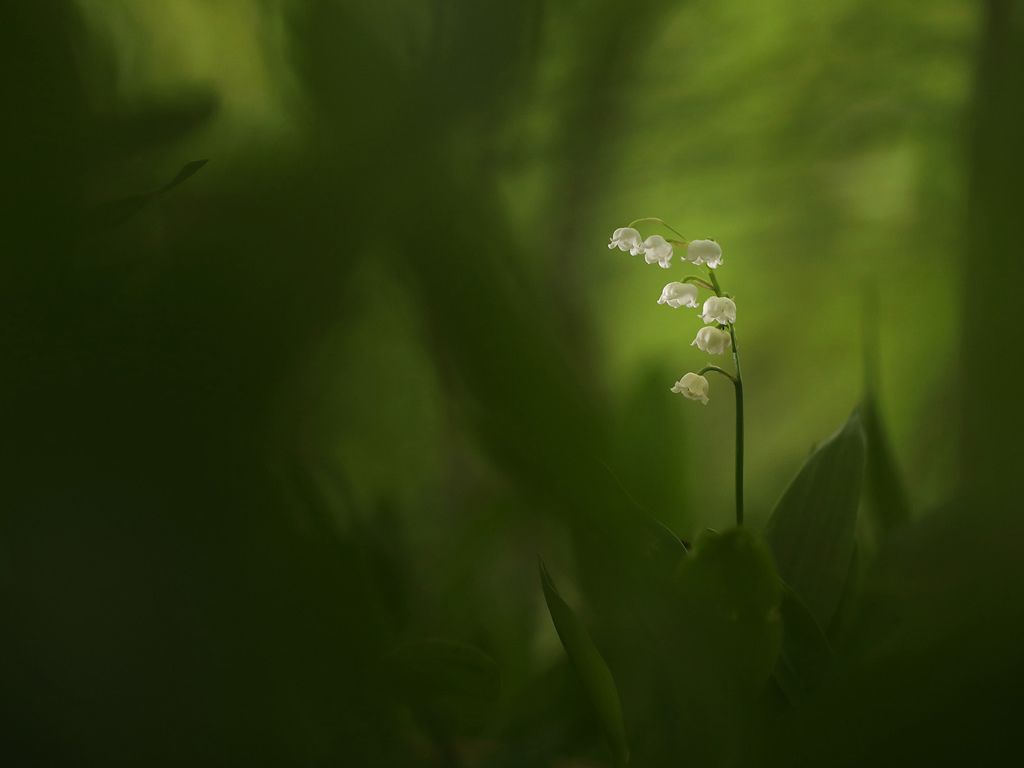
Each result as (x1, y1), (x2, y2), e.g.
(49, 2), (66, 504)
(687, 239), (723, 269)
(608, 227), (643, 255)
(671, 372), (710, 404)
(657, 281), (699, 309)
(699, 296), (737, 325)
(691, 326), (732, 355)
(642, 235), (673, 269)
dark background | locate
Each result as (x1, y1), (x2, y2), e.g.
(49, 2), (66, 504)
(2, 1), (1023, 765)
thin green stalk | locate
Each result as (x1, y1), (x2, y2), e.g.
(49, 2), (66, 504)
(627, 217), (688, 240)
(706, 267), (744, 527)
(707, 268), (723, 296)
(698, 364), (737, 384)
(682, 275), (716, 291)
(728, 324), (744, 527)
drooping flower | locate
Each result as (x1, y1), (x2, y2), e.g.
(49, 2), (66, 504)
(642, 235), (673, 269)
(671, 372), (710, 404)
(699, 296), (737, 325)
(687, 239), (723, 269)
(691, 326), (732, 355)
(657, 282), (699, 309)
(608, 227), (644, 255)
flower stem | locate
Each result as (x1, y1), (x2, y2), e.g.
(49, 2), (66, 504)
(707, 267), (744, 527)
(729, 325), (744, 527)
(707, 269), (723, 296)
(627, 217), (688, 241)
(682, 275), (716, 291)
(698, 364), (736, 384)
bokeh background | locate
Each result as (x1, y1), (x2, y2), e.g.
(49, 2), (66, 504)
(2, 1), (1022, 766)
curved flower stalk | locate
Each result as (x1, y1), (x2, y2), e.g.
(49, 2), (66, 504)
(609, 219), (745, 525)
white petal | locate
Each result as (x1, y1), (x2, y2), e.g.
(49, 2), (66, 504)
(672, 373), (711, 404)
(609, 226), (644, 253)
(688, 239), (722, 269)
(692, 327), (731, 355)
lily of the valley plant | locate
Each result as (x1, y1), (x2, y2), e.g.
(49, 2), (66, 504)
(610, 218), (745, 525)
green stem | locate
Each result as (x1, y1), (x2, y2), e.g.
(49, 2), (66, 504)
(627, 217), (688, 240)
(682, 275), (716, 292)
(729, 324), (744, 527)
(707, 269), (723, 296)
(698, 364), (736, 384)
(706, 267), (744, 527)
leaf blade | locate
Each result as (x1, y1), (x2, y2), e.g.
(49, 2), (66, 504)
(539, 559), (630, 766)
(773, 581), (833, 704)
(764, 409), (866, 629)
(862, 395), (912, 540)
(387, 638), (500, 703)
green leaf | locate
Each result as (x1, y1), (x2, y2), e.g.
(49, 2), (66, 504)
(539, 559), (630, 766)
(860, 283), (911, 543)
(862, 395), (911, 541)
(764, 409), (866, 629)
(90, 159), (209, 229)
(773, 581), (833, 704)
(158, 159), (209, 194)
(674, 528), (783, 697)
(92, 88), (218, 154)
(387, 638), (500, 703)
(386, 639), (500, 738)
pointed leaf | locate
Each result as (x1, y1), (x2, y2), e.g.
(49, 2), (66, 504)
(89, 159), (209, 229)
(765, 409), (866, 628)
(388, 639), (499, 703)
(158, 159), (209, 194)
(674, 528), (783, 697)
(539, 559), (630, 766)
(863, 395), (911, 540)
(860, 284), (911, 542)
(773, 581), (833, 704)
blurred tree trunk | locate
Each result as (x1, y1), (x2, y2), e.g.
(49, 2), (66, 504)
(962, 0), (1024, 508)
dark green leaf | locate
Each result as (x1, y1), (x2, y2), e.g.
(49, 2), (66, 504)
(773, 581), (833, 704)
(539, 559), (630, 766)
(387, 638), (499, 703)
(92, 88), (219, 154)
(862, 395), (912, 541)
(765, 409), (866, 629)
(860, 283), (911, 543)
(89, 159), (209, 229)
(89, 192), (156, 229)
(158, 159), (209, 194)
(674, 528), (783, 697)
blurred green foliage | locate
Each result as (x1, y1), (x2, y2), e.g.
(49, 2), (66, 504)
(2, 0), (1023, 766)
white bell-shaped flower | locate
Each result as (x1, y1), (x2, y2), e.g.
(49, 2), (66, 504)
(642, 235), (673, 269)
(657, 282), (699, 309)
(691, 326), (732, 355)
(608, 227), (644, 255)
(699, 296), (737, 325)
(687, 239), (723, 269)
(671, 372), (710, 404)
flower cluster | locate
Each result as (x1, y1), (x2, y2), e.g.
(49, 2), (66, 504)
(608, 227), (723, 271)
(675, 293), (737, 403)
(610, 221), (737, 405)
